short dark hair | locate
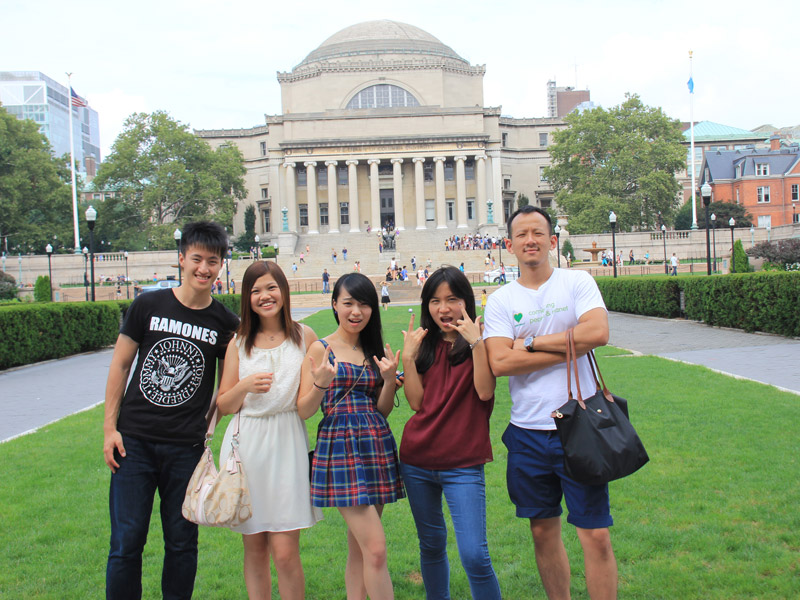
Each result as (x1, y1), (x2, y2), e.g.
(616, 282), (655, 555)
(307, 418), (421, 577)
(179, 221), (228, 258)
(506, 206), (552, 238)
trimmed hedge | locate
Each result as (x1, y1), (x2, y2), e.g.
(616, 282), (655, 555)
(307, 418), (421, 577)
(0, 301), (122, 370)
(597, 272), (800, 337)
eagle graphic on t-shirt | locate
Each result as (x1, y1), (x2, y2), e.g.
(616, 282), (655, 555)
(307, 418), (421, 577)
(150, 356), (193, 392)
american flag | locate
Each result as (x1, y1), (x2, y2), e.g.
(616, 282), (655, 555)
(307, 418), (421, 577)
(70, 87), (87, 107)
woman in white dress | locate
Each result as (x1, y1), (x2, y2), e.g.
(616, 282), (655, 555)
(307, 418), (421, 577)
(217, 260), (322, 600)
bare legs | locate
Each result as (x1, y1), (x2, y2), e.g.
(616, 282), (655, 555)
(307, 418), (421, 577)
(529, 518), (617, 600)
(339, 504), (393, 600)
(242, 530), (304, 600)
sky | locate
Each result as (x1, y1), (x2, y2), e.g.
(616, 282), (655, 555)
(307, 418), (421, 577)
(4, 0), (798, 159)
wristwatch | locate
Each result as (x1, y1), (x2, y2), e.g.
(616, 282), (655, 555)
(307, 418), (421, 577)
(524, 335), (536, 352)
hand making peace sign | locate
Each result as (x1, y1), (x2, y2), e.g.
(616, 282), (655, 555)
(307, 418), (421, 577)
(401, 313), (428, 362)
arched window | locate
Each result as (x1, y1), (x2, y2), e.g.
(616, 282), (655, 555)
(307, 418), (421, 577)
(346, 84), (420, 109)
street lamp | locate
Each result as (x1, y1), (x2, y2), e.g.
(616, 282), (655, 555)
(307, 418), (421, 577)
(766, 224), (771, 243)
(254, 234), (261, 261)
(609, 211), (618, 278)
(701, 183), (712, 275)
(82, 247), (89, 301)
(124, 251), (130, 299)
(554, 224), (561, 268)
(710, 213), (717, 273)
(85, 206), (97, 301)
(661, 224), (668, 274)
(173, 228), (182, 284)
(750, 225), (755, 246)
(729, 218), (736, 274)
(45, 243), (53, 301)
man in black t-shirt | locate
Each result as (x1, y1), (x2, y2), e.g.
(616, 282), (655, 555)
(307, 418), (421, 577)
(103, 222), (239, 600)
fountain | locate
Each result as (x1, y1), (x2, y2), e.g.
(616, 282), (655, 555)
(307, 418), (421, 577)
(581, 241), (607, 264)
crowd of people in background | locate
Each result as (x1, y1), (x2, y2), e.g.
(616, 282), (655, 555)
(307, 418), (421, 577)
(444, 234), (506, 252)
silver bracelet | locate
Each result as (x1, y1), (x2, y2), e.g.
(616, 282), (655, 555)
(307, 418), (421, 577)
(469, 338), (482, 351)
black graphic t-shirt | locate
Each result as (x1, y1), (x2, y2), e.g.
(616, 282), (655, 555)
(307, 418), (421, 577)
(117, 289), (239, 444)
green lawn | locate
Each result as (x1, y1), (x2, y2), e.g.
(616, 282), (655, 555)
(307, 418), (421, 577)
(1, 306), (798, 598)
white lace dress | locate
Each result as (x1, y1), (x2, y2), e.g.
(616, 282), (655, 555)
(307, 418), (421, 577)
(221, 335), (323, 534)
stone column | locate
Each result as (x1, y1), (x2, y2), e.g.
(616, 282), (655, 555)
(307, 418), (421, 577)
(455, 155), (468, 228)
(475, 154), (487, 225)
(391, 158), (405, 230)
(368, 159), (381, 230)
(346, 160), (360, 232)
(489, 150), (503, 226)
(413, 157), (426, 229)
(325, 160), (339, 233)
(304, 161), (318, 234)
(434, 156), (447, 229)
(283, 162), (297, 232)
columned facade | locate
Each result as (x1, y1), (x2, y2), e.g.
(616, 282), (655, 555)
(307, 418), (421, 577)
(434, 157), (447, 229)
(413, 157), (426, 229)
(325, 160), (339, 233)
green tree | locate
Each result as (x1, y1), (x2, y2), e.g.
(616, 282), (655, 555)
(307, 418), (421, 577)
(235, 205), (256, 251)
(561, 238), (575, 259)
(517, 193), (530, 209)
(747, 239), (800, 270)
(34, 275), (51, 302)
(0, 106), (74, 253)
(0, 270), (17, 300)
(733, 240), (752, 273)
(93, 111), (246, 246)
(545, 94), (685, 234)
(675, 200), (753, 230)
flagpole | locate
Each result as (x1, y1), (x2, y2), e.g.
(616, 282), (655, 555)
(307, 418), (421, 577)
(67, 72), (82, 253)
(689, 51), (698, 230)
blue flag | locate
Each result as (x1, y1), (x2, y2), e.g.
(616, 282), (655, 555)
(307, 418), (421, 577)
(687, 77), (694, 94)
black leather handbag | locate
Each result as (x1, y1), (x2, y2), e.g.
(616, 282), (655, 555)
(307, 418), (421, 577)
(551, 329), (649, 486)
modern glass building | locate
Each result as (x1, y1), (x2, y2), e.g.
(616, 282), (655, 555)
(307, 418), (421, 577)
(0, 71), (100, 175)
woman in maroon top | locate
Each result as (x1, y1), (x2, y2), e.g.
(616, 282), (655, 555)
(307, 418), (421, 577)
(399, 266), (502, 599)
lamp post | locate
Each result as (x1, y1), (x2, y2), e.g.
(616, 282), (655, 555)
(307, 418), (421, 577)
(701, 183), (712, 275)
(124, 251), (130, 299)
(710, 213), (717, 273)
(83, 247), (89, 301)
(729, 218), (736, 274)
(661, 224), (668, 274)
(85, 206), (97, 301)
(554, 224), (561, 268)
(609, 211), (618, 278)
(173, 228), (182, 284)
(254, 234), (261, 261)
(750, 225), (755, 246)
(45, 243), (53, 301)
(766, 224), (771, 243)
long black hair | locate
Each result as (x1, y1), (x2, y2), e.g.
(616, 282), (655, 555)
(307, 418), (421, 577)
(416, 266), (476, 374)
(332, 273), (384, 376)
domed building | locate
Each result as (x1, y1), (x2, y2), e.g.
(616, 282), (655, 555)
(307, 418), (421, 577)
(197, 20), (563, 253)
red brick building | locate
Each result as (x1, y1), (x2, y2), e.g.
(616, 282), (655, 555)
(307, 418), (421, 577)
(701, 136), (800, 228)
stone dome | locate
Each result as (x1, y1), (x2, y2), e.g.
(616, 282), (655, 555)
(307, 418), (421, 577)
(296, 20), (467, 68)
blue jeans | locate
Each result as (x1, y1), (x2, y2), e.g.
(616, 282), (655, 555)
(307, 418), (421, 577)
(400, 462), (502, 600)
(107, 435), (204, 600)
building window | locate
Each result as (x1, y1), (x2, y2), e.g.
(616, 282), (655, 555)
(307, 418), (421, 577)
(299, 205), (308, 227)
(756, 163), (769, 176)
(792, 184), (799, 201)
(259, 141), (266, 156)
(795, 213), (800, 224)
(539, 132), (548, 147)
(425, 199), (435, 221)
(338, 166), (348, 185)
(735, 164), (742, 178)
(319, 203), (329, 225)
(501, 133), (508, 147)
(93, 193), (101, 200)
(465, 159), (474, 180)
(758, 215), (772, 228)
(709, 145), (727, 152)
(262, 208), (271, 233)
(687, 147), (703, 165)
(261, 188), (268, 199)
(339, 202), (349, 225)
(296, 166), (307, 187)
(757, 186), (770, 203)
(539, 166), (548, 182)
(444, 161), (454, 181)
(346, 84), (420, 109)
(378, 163), (392, 176)
(467, 199), (475, 220)
(317, 167), (327, 186)
(503, 178), (511, 190)
(446, 200), (455, 221)
(424, 162), (434, 182)
(736, 189), (739, 205)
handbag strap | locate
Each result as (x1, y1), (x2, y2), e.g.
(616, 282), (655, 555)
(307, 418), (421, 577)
(565, 328), (615, 408)
(329, 362), (367, 412)
(203, 403), (242, 448)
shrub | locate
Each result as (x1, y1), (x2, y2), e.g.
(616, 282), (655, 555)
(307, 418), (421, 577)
(0, 270), (17, 300)
(747, 238), (800, 269)
(561, 239), (575, 260)
(733, 239), (752, 273)
(596, 277), (682, 318)
(34, 275), (52, 302)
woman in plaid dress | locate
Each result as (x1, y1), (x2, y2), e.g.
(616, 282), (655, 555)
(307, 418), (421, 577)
(298, 273), (404, 600)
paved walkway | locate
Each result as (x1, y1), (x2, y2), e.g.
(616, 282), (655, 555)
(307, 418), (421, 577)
(2, 310), (798, 443)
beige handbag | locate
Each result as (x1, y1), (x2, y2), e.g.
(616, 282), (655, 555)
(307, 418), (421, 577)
(182, 406), (252, 528)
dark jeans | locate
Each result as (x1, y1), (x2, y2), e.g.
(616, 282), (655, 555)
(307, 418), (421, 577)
(106, 435), (204, 600)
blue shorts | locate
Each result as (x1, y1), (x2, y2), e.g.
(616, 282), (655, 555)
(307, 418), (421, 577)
(502, 423), (613, 529)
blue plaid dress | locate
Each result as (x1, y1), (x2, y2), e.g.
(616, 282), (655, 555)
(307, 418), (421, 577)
(311, 341), (405, 507)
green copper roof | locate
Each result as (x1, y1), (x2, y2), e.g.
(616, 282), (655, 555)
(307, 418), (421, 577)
(684, 121), (760, 142)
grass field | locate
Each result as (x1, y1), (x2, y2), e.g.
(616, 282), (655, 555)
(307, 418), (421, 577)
(2, 306), (799, 599)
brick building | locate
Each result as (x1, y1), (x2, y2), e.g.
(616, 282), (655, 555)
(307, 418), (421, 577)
(701, 136), (800, 228)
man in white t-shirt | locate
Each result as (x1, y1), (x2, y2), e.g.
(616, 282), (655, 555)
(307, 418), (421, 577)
(483, 206), (616, 599)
